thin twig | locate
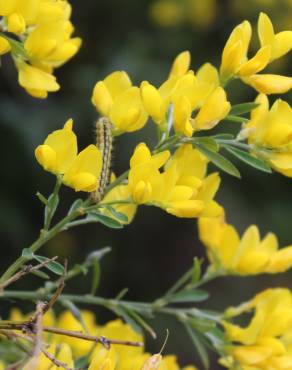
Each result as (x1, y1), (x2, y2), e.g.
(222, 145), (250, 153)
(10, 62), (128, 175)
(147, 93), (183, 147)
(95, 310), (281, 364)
(0, 256), (58, 290)
(42, 349), (72, 370)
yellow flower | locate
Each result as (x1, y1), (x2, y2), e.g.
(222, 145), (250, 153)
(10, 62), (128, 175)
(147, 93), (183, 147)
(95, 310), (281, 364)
(35, 120), (102, 192)
(220, 14), (292, 94)
(7, 12), (26, 34)
(245, 94), (292, 177)
(128, 143), (170, 204)
(220, 288), (292, 369)
(0, 36), (11, 55)
(128, 143), (222, 218)
(193, 87), (231, 131)
(92, 72), (147, 134)
(199, 216), (292, 275)
(258, 12), (292, 61)
(17, 61), (60, 98)
(35, 119), (77, 174)
(169, 50), (191, 78)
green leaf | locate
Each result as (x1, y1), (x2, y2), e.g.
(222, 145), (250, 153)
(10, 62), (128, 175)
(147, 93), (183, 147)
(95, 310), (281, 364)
(31, 270), (50, 280)
(21, 248), (33, 259)
(194, 143), (241, 178)
(33, 255), (65, 276)
(193, 137), (219, 152)
(105, 206), (128, 223)
(187, 317), (216, 332)
(44, 193), (59, 226)
(224, 146), (272, 173)
(230, 102), (259, 116)
(170, 289), (209, 303)
(68, 199), (84, 215)
(225, 115), (249, 123)
(90, 259), (101, 295)
(109, 305), (142, 334)
(87, 212), (124, 229)
(191, 258), (202, 284)
(36, 192), (48, 206)
(184, 324), (210, 369)
(125, 308), (157, 338)
(213, 133), (234, 140)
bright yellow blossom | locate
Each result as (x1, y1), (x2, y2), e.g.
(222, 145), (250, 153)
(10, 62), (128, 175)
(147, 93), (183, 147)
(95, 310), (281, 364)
(220, 14), (292, 94)
(35, 120), (102, 192)
(221, 288), (292, 370)
(0, 36), (11, 55)
(169, 50), (191, 78)
(245, 94), (292, 177)
(199, 216), (292, 275)
(17, 60), (60, 98)
(0, 0), (81, 98)
(258, 12), (292, 61)
(128, 143), (222, 218)
(92, 72), (147, 134)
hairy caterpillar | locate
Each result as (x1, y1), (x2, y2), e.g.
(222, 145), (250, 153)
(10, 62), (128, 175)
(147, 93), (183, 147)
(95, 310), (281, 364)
(92, 117), (113, 202)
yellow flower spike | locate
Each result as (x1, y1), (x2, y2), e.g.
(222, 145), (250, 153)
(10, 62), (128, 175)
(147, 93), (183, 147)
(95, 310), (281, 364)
(173, 95), (193, 137)
(92, 71), (132, 116)
(140, 81), (164, 124)
(0, 36), (11, 55)
(17, 61), (60, 98)
(63, 144), (102, 192)
(238, 45), (271, 77)
(258, 12), (292, 61)
(169, 50), (191, 78)
(243, 74), (292, 94)
(194, 86), (231, 131)
(220, 20), (252, 78)
(199, 215), (292, 275)
(7, 12), (26, 34)
(35, 119), (77, 175)
(109, 86), (148, 133)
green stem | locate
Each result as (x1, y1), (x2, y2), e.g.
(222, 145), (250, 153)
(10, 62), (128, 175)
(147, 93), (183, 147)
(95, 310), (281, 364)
(217, 139), (251, 151)
(0, 208), (82, 284)
(44, 177), (62, 231)
(104, 170), (129, 195)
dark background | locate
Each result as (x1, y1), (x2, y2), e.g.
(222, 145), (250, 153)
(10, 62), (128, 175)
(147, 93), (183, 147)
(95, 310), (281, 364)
(0, 0), (292, 368)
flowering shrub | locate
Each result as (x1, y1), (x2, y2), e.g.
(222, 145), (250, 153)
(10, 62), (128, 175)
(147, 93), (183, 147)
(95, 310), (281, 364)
(0, 3), (292, 369)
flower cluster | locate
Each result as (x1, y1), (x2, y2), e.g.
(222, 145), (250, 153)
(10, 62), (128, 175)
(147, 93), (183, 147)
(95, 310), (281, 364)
(35, 119), (102, 192)
(92, 51), (231, 136)
(0, 309), (198, 370)
(199, 214), (292, 275)
(220, 288), (292, 370)
(0, 0), (81, 98)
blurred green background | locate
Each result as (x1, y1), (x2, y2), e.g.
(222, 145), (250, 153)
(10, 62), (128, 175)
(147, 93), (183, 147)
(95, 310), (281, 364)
(0, 0), (292, 368)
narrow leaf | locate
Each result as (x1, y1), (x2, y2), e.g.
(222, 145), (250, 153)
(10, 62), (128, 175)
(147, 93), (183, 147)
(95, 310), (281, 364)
(31, 270), (50, 280)
(184, 324), (210, 369)
(68, 199), (84, 215)
(225, 115), (249, 123)
(36, 192), (48, 206)
(170, 289), (209, 303)
(230, 102), (259, 116)
(224, 146), (272, 173)
(90, 259), (101, 295)
(125, 308), (157, 338)
(33, 255), (65, 276)
(192, 258), (202, 284)
(87, 212), (123, 229)
(213, 134), (234, 140)
(192, 137), (219, 152)
(105, 206), (128, 223)
(194, 143), (241, 178)
(61, 300), (88, 333)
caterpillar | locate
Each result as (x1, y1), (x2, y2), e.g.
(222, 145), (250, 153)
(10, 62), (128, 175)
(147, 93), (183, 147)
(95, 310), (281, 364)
(92, 117), (113, 202)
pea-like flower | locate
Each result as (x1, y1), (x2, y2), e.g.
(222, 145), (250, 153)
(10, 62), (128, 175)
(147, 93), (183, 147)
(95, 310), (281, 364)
(220, 288), (292, 369)
(128, 143), (222, 218)
(244, 94), (292, 177)
(0, 0), (81, 98)
(35, 120), (102, 192)
(199, 216), (292, 275)
(220, 13), (292, 94)
(92, 71), (148, 134)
